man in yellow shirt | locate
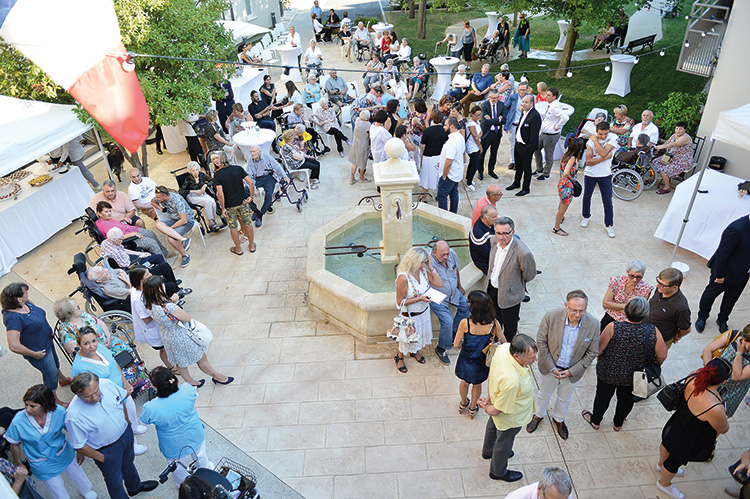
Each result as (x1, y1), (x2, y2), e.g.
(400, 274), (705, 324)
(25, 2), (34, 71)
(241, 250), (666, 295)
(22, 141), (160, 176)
(478, 334), (537, 482)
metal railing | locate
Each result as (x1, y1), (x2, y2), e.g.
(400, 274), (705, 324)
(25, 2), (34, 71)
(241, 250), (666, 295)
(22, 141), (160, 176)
(677, 0), (731, 78)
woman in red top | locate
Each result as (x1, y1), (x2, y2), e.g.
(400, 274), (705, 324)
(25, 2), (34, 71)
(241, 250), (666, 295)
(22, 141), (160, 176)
(380, 31), (391, 57)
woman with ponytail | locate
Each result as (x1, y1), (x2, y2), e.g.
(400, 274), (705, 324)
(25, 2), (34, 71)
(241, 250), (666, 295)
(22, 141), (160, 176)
(656, 357), (731, 499)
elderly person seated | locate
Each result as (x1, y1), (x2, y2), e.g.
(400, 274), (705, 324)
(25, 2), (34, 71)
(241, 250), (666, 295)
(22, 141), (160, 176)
(477, 30), (500, 58)
(448, 64), (471, 100)
(381, 58), (399, 86)
(650, 120), (694, 195)
(53, 297), (130, 357)
(90, 180), (145, 228)
(579, 112), (608, 140)
(245, 145), (289, 228)
(407, 57), (428, 100)
(179, 161), (220, 232)
(614, 133), (652, 166)
(87, 264), (186, 304)
(312, 99), (349, 157)
(324, 70), (352, 107)
(600, 259), (654, 332)
(287, 103), (327, 153)
(353, 21), (371, 59)
(95, 200), (168, 256)
(303, 74), (321, 108)
(280, 129), (321, 188)
(304, 39), (323, 75)
(394, 38), (412, 68)
(592, 22), (616, 50)
(100, 227), (167, 269)
(363, 52), (382, 92)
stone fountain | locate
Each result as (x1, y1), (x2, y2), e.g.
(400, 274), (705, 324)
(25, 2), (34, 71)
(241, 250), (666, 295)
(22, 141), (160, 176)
(307, 139), (483, 343)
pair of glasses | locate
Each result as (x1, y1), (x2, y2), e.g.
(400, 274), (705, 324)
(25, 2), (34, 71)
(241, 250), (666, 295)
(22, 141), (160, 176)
(627, 274), (643, 280)
(495, 231), (514, 236)
(656, 280), (674, 288)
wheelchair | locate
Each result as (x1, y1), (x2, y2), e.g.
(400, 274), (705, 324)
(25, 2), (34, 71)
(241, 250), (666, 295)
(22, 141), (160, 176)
(73, 208), (139, 266)
(477, 41), (502, 63)
(611, 149), (657, 201)
(68, 252), (133, 315)
(305, 62), (323, 78)
(170, 166), (228, 235)
(354, 40), (372, 62)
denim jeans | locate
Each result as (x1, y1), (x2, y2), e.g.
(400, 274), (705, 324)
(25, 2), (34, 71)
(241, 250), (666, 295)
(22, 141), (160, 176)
(581, 174), (614, 227)
(430, 294), (470, 351)
(437, 177), (459, 213)
(24, 346), (60, 392)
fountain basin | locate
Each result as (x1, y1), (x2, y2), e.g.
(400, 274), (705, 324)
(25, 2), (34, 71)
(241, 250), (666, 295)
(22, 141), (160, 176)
(307, 204), (484, 343)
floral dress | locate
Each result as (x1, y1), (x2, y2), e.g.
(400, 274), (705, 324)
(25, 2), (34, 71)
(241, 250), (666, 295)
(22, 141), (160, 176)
(150, 302), (206, 368)
(612, 117), (635, 149)
(651, 133), (693, 178)
(603, 276), (654, 322)
(718, 342), (750, 418)
(58, 312), (129, 356)
(396, 269), (432, 355)
(557, 158), (579, 206)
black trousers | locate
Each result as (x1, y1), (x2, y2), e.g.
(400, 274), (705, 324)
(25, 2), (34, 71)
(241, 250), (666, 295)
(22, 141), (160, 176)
(302, 158), (321, 180)
(487, 282), (520, 342)
(513, 142), (535, 191)
(591, 378), (634, 427)
(466, 151), (481, 185)
(326, 127), (349, 152)
(185, 136), (206, 168)
(154, 125), (166, 151)
(249, 174), (276, 216)
(479, 131), (501, 176)
(698, 273), (749, 323)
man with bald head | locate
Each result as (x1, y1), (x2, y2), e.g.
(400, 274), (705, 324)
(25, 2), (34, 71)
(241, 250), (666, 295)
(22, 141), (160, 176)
(430, 240), (470, 365)
(471, 184), (503, 226)
(506, 95), (541, 197)
(470, 205), (497, 274)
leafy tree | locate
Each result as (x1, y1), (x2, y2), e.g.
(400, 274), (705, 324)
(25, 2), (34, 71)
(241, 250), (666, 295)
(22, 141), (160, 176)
(0, 46), (71, 104)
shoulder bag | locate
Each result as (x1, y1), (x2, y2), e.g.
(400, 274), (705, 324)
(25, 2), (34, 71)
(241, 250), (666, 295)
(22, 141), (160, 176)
(386, 300), (418, 344)
(632, 327), (664, 399)
(482, 320), (503, 367)
(572, 179), (583, 197)
(709, 329), (742, 359)
(656, 374), (694, 411)
(163, 305), (213, 348)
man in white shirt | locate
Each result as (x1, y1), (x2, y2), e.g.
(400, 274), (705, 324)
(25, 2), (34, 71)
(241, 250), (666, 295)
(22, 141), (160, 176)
(504, 467), (573, 499)
(127, 168), (158, 220)
(526, 290), (599, 440)
(629, 109), (660, 147)
(59, 136), (100, 188)
(66, 374), (158, 499)
(395, 38), (412, 66)
(353, 22), (371, 59)
(581, 122), (619, 238)
(533, 87), (568, 180)
(369, 110), (392, 163)
(437, 117), (466, 213)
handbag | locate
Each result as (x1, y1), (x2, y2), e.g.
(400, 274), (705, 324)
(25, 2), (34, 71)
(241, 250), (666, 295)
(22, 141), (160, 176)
(572, 179), (583, 197)
(185, 319), (213, 348)
(659, 153), (673, 165)
(482, 320), (502, 367)
(471, 48), (478, 61)
(386, 301), (419, 344)
(656, 374), (693, 411)
(632, 327), (664, 398)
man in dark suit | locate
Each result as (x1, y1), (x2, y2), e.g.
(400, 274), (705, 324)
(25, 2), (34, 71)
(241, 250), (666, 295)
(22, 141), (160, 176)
(214, 81), (235, 134)
(479, 90), (506, 180)
(696, 214), (750, 333)
(486, 216), (537, 342)
(506, 94), (541, 197)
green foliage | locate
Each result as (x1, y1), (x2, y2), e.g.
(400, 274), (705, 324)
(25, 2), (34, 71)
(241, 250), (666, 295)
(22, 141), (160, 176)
(0, 45), (71, 103)
(647, 91), (706, 137)
(353, 17), (382, 28)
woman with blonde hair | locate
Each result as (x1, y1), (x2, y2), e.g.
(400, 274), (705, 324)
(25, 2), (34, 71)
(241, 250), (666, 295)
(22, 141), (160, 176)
(53, 297), (129, 358)
(535, 82), (547, 103)
(611, 104), (635, 149)
(394, 247), (443, 373)
(280, 129), (321, 187)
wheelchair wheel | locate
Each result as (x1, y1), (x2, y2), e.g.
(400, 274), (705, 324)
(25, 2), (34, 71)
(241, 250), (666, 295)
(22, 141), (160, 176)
(612, 169), (643, 201)
(84, 240), (100, 267)
(641, 167), (657, 190)
(98, 310), (136, 354)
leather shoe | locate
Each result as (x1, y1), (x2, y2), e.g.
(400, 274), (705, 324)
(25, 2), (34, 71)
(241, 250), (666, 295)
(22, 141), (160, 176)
(489, 470), (523, 482)
(536, 175), (549, 181)
(717, 319), (729, 332)
(506, 183), (520, 191)
(553, 420), (569, 440)
(526, 415), (543, 433)
(515, 190), (529, 196)
(523, 295), (531, 303)
(508, 163), (515, 170)
(488, 172), (498, 179)
(695, 318), (706, 333)
(128, 480), (158, 496)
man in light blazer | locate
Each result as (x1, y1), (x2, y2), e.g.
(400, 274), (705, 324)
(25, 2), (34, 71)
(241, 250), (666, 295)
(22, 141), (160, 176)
(486, 216), (537, 342)
(527, 290), (600, 440)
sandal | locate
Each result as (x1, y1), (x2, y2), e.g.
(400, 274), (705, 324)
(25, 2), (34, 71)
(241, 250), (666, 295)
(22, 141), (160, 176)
(59, 376), (72, 387)
(469, 405), (478, 420)
(552, 227), (569, 237)
(230, 247), (244, 256)
(170, 366), (181, 376)
(657, 188), (671, 195)
(249, 243), (257, 253)
(350, 178), (357, 185)
(458, 398), (470, 414)
(394, 355), (407, 373)
(581, 410), (600, 430)
(409, 352), (426, 364)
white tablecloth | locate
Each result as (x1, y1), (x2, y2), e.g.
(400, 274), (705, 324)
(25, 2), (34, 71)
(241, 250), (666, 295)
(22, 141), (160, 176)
(230, 68), (268, 107)
(654, 168), (750, 259)
(234, 128), (277, 158)
(0, 163), (94, 276)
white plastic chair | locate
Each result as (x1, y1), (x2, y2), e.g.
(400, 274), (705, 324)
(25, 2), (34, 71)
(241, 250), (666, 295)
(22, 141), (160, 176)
(341, 104), (353, 124)
(346, 81), (359, 97)
(261, 34), (272, 47)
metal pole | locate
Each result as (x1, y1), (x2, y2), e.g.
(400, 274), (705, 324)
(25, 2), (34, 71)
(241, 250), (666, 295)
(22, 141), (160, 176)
(93, 128), (115, 182)
(669, 138), (715, 265)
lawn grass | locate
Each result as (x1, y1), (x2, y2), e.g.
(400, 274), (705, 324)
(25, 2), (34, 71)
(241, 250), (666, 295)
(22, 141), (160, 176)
(388, 9), (487, 59)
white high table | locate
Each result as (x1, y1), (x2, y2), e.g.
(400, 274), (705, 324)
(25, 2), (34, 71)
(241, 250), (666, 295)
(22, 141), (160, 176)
(605, 54), (636, 97)
(555, 20), (570, 50)
(372, 23), (393, 37)
(0, 163), (93, 276)
(276, 44), (303, 83)
(234, 127), (277, 158)
(230, 67), (269, 106)
(485, 12), (500, 38)
(654, 168), (750, 260)
(429, 56), (460, 101)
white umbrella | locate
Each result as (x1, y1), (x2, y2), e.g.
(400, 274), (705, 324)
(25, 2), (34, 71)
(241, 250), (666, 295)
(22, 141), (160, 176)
(216, 20), (271, 42)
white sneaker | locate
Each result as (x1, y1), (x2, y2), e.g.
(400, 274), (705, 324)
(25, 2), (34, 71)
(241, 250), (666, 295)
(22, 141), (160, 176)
(133, 443), (148, 456)
(82, 490), (98, 499)
(467, 184), (477, 191)
(654, 462), (684, 477)
(606, 226), (616, 238)
(580, 217), (590, 228)
(133, 425), (148, 435)
(655, 480), (685, 499)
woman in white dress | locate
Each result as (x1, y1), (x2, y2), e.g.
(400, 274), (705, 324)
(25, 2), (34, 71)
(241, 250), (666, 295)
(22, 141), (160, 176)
(394, 247), (443, 373)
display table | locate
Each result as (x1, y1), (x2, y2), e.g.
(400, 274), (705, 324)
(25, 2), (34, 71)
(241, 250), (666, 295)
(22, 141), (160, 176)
(372, 23), (393, 37)
(230, 67), (268, 106)
(485, 12), (500, 39)
(234, 128), (277, 158)
(277, 44), (303, 83)
(429, 56), (460, 101)
(605, 54), (636, 97)
(654, 168), (750, 260)
(0, 163), (94, 276)
(555, 20), (570, 50)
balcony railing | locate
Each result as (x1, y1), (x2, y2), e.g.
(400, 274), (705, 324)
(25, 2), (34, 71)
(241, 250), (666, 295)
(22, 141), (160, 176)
(677, 1), (732, 78)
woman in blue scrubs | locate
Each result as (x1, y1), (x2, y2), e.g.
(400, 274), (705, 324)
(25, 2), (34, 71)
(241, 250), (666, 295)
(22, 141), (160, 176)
(4, 385), (96, 499)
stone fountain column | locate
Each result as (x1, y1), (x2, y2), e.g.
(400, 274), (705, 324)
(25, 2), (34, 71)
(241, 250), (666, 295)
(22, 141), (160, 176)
(373, 138), (420, 264)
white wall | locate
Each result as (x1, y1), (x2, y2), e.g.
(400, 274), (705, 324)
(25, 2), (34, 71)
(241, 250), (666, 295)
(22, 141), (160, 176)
(697, 1), (750, 179)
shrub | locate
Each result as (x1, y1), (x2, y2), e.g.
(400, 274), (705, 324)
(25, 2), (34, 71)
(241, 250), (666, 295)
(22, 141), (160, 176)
(647, 91), (706, 137)
(353, 17), (382, 29)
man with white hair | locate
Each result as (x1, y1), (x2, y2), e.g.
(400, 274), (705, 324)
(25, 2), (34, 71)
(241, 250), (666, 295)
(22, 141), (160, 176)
(86, 267), (132, 301)
(324, 70), (352, 107)
(504, 467), (573, 499)
(312, 99), (350, 157)
(245, 145), (288, 228)
(629, 109), (659, 147)
(353, 22), (371, 60)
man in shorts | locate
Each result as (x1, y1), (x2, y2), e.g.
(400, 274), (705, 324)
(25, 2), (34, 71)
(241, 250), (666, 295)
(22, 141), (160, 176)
(151, 187), (193, 267)
(212, 151), (256, 255)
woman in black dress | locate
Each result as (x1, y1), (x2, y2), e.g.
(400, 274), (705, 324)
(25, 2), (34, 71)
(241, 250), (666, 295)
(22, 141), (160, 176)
(657, 357), (731, 499)
(453, 291), (505, 419)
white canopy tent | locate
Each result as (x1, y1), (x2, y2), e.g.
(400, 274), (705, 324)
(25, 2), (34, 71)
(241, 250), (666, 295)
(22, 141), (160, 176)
(216, 20), (271, 43)
(669, 102), (750, 264)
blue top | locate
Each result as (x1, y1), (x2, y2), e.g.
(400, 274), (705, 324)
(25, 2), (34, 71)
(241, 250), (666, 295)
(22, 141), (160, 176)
(430, 249), (463, 305)
(304, 83), (321, 104)
(140, 383), (204, 460)
(65, 379), (128, 450)
(380, 92), (394, 106)
(4, 406), (74, 481)
(2, 302), (53, 352)
(310, 5), (322, 19)
(472, 73), (493, 93)
(71, 346), (123, 388)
